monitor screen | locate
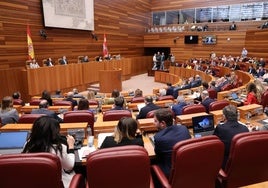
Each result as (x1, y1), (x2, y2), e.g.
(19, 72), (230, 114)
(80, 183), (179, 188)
(184, 35), (199, 44)
(0, 131), (29, 149)
(192, 115), (214, 133)
(202, 35), (217, 44)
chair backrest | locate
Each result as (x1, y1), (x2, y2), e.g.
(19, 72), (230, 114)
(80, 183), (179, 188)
(54, 100), (72, 106)
(103, 110), (132, 121)
(261, 89), (268, 109)
(88, 99), (98, 106)
(169, 135), (224, 188)
(0, 153), (64, 188)
(182, 104), (206, 115)
(146, 110), (157, 118)
(29, 99), (42, 106)
(13, 99), (24, 105)
(207, 88), (217, 99)
(221, 131), (268, 188)
(86, 146), (152, 188)
(18, 114), (47, 123)
(158, 95), (174, 101)
(221, 83), (233, 91)
(131, 96), (145, 103)
(209, 100), (229, 112)
(63, 110), (95, 135)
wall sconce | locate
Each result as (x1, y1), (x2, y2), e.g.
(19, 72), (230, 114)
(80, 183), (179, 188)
(227, 37), (231, 41)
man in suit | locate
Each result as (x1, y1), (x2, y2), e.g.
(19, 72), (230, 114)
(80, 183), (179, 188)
(59, 55), (68, 65)
(111, 96), (125, 110)
(165, 82), (174, 96)
(201, 90), (215, 113)
(248, 65), (257, 76)
(153, 108), (191, 177)
(213, 105), (249, 169)
(46, 58), (54, 66)
(171, 96), (187, 116)
(31, 100), (62, 122)
(136, 96), (160, 119)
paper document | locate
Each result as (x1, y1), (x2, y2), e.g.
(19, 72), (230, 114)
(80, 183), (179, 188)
(78, 146), (96, 160)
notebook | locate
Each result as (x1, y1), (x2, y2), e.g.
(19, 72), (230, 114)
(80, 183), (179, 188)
(0, 131), (29, 154)
(192, 115), (215, 138)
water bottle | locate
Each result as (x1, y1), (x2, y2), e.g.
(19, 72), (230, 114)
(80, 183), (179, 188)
(87, 135), (94, 147)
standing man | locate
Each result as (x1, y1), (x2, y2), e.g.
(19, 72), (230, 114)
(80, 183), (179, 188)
(213, 105), (249, 169)
(241, 47), (248, 58)
(156, 51), (161, 70)
(153, 108), (191, 177)
(160, 52), (165, 70)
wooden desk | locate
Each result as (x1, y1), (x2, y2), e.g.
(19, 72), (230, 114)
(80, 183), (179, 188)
(237, 104), (263, 120)
(20, 105), (72, 114)
(0, 122), (88, 137)
(137, 118), (157, 133)
(241, 181), (268, 188)
(209, 110), (224, 125)
(176, 112), (208, 127)
(13, 105), (22, 113)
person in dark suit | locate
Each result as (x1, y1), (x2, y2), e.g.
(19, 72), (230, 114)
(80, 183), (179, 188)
(171, 96), (187, 116)
(229, 21), (237, 30)
(59, 55), (68, 65)
(111, 96), (125, 110)
(213, 105), (249, 169)
(100, 117), (143, 148)
(248, 65), (257, 76)
(165, 82), (174, 96)
(31, 100), (62, 122)
(153, 108), (191, 177)
(46, 57), (54, 66)
(136, 96), (160, 119)
(200, 90), (215, 113)
(64, 92), (78, 110)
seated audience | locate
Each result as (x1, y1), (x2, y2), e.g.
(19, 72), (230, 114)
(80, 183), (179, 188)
(0, 96), (19, 125)
(77, 98), (91, 111)
(87, 90), (96, 100)
(59, 55), (68, 65)
(82, 56), (89, 63)
(153, 108), (191, 177)
(165, 82), (174, 96)
(72, 88), (85, 98)
(103, 89), (120, 105)
(100, 117), (143, 148)
(200, 90), (216, 113)
(64, 92), (78, 109)
(51, 89), (63, 98)
(111, 96), (125, 110)
(45, 57), (54, 66)
(134, 88), (143, 98)
(136, 96), (160, 119)
(243, 82), (259, 105)
(213, 105), (249, 168)
(248, 65), (257, 76)
(22, 116), (76, 188)
(31, 100), (62, 122)
(171, 96), (187, 116)
(256, 66), (266, 78)
(29, 58), (40, 69)
(40, 90), (53, 106)
(12, 91), (24, 105)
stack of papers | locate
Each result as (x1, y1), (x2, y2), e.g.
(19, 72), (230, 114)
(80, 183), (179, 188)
(78, 146), (96, 160)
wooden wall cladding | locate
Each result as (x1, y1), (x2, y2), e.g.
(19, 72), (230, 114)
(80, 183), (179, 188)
(0, 0), (151, 68)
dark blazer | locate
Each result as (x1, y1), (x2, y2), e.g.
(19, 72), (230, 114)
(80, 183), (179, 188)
(154, 125), (191, 177)
(136, 103), (160, 119)
(171, 102), (187, 116)
(213, 121), (249, 168)
(166, 86), (174, 96)
(100, 135), (144, 148)
(201, 97), (216, 113)
(59, 59), (68, 65)
(31, 108), (62, 122)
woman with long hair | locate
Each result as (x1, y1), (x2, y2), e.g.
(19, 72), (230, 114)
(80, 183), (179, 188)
(22, 116), (75, 188)
(243, 82), (259, 105)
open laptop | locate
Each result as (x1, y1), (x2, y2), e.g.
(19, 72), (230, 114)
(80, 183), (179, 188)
(231, 92), (244, 102)
(192, 115), (215, 138)
(0, 131), (29, 154)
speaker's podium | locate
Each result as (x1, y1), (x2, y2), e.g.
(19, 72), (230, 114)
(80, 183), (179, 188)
(99, 69), (122, 93)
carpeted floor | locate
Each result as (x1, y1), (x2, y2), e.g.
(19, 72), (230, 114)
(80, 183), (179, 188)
(88, 73), (166, 95)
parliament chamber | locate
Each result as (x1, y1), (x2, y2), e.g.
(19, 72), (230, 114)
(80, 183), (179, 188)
(1, 0), (268, 187)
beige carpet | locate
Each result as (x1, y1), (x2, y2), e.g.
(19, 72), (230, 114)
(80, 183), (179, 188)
(89, 73), (166, 95)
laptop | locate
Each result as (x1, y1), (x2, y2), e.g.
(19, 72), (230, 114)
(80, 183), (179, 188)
(231, 92), (243, 102)
(0, 131), (29, 154)
(192, 115), (215, 138)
